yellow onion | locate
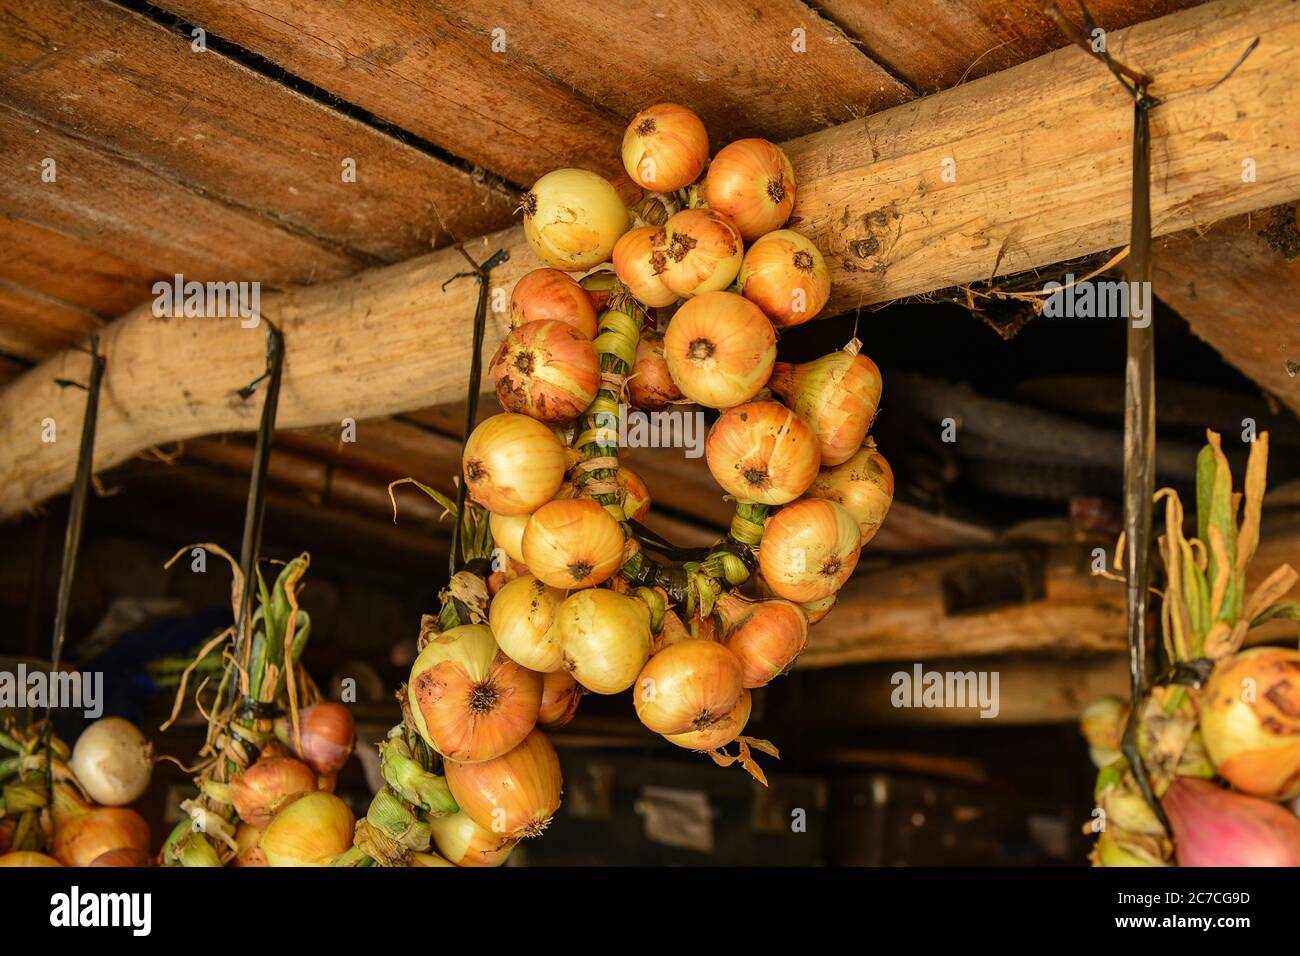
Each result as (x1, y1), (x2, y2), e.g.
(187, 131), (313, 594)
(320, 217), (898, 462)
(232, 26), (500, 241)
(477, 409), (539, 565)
(665, 689), (752, 751)
(738, 230), (830, 327)
(50, 784), (151, 868)
(634, 639), (744, 736)
(445, 730), (562, 841)
(539, 670), (583, 728)
(705, 400), (820, 505)
(1200, 647), (1300, 801)
(715, 591), (809, 687)
(510, 268), (599, 339)
(805, 439), (893, 544)
(428, 810), (516, 867)
(491, 320), (600, 424)
(261, 791), (355, 867)
(522, 168), (629, 271)
(621, 102), (708, 193)
(489, 511), (529, 565)
(768, 351), (883, 466)
(704, 138), (796, 240)
(409, 850), (457, 867)
(661, 208), (743, 297)
(274, 702), (356, 775)
(628, 332), (684, 410)
(619, 467), (652, 522)
(522, 498), (624, 589)
(800, 593), (836, 624)
(463, 413), (567, 516)
(235, 822), (267, 867)
(613, 226), (677, 308)
(489, 574), (565, 673)
(663, 292), (775, 409)
(554, 588), (652, 694)
(227, 753), (318, 827)
(759, 498), (862, 602)
(407, 624), (542, 763)
(89, 847), (150, 867)
(0, 852), (62, 867)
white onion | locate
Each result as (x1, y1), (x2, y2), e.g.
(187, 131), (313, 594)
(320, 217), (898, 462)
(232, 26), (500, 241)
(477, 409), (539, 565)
(70, 717), (154, 806)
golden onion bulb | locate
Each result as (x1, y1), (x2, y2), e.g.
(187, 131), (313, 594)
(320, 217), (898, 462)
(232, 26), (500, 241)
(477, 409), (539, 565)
(705, 400), (820, 505)
(444, 729), (563, 841)
(663, 291), (775, 409)
(489, 574), (565, 673)
(758, 498), (862, 602)
(463, 413), (567, 516)
(554, 588), (652, 694)
(621, 103), (709, 193)
(738, 229), (830, 327)
(522, 168), (629, 271)
(522, 498), (625, 589)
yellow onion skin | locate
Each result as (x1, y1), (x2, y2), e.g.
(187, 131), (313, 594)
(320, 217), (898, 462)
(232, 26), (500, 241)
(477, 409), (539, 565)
(614, 226), (677, 308)
(665, 689), (752, 751)
(522, 498), (624, 589)
(428, 810), (516, 867)
(539, 670), (583, 728)
(800, 593), (836, 624)
(554, 588), (652, 694)
(522, 168), (629, 271)
(634, 639), (744, 736)
(706, 401), (820, 506)
(491, 320), (600, 424)
(234, 822), (267, 867)
(489, 511), (529, 566)
(628, 332), (684, 411)
(51, 785), (151, 868)
(463, 413), (567, 516)
(662, 208), (744, 297)
(704, 138), (795, 240)
(619, 467), (652, 522)
(0, 851), (63, 867)
(805, 440), (894, 543)
(230, 754), (319, 827)
(664, 291), (775, 409)
(407, 624), (543, 763)
(622, 103), (708, 193)
(261, 791), (355, 867)
(759, 498), (863, 603)
(489, 574), (565, 673)
(769, 352), (883, 467)
(445, 729), (563, 841)
(716, 591), (809, 688)
(1199, 647), (1300, 801)
(510, 268), (599, 339)
(739, 230), (830, 327)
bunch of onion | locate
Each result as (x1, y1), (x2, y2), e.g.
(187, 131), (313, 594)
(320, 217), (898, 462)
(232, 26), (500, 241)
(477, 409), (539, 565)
(510, 268), (599, 339)
(522, 168), (629, 271)
(272, 701), (356, 776)
(491, 319), (600, 423)
(445, 729), (563, 842)
(634, 639), (745, 736)
(739, 230), (830, 327)
(554, 588), (653, 694)
(663, 291), (775, 409)
(489, 573), (565, 673)
(805, 438), (894, 545)
(463, 413), (568, 515)
(705, 401), (820, 505)
(49, 783), (151, 868)
(613, 225), (676, 308)
(759, 498), (863, 602)
(622, 102), (709, 193)
(1163, 776), (1300, 866)
(769, 349), (883, 466)
(1199, 647), (1300, 801)
(661, 208), (744, 297)
(69, 717), (153, 807)
(522, 498), (625, 589)
(714, 591), (809, 687)
(407, 623), (542, 763)
(539, 671), (583, 728)
(628, 331), (684, 410)
(704, 138), (796, 240)
(260, 791), (356, 867)
(203, 751), (318, 827)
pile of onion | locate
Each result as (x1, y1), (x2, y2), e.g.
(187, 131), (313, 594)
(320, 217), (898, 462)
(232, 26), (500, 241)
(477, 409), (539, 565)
(663, 291), (775, 409)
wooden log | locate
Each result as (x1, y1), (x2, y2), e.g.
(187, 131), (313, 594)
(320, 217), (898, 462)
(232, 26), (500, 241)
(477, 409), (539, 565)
(2, 0), (1298, 516)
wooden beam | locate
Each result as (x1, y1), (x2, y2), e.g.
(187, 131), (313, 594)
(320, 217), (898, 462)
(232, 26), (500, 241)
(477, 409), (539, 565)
(0, 280), (103, 361)
(2, 0), (1297, 516)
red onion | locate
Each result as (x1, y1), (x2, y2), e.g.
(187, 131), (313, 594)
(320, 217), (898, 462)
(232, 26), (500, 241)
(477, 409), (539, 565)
(1164, 776), (1300, 867)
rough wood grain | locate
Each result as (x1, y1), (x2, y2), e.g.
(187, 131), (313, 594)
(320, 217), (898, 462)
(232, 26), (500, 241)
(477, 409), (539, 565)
(155, 0), (913, 186)
(3, 0), (1297, 515)
(0, 0), (517, 263)
(0, 280), (103, 361)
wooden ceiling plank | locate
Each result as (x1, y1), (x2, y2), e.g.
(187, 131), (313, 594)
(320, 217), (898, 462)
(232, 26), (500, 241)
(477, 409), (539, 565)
(0, 0), (518, 264)
(0, 279), (103, 361)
